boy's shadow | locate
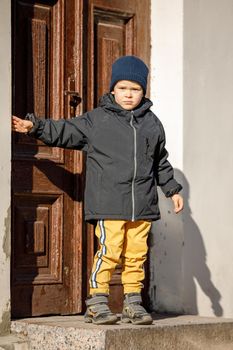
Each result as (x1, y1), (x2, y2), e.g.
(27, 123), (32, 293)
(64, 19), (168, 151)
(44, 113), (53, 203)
(149, 169), (223, 316)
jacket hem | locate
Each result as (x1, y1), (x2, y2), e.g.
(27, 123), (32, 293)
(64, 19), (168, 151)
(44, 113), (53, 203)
(85, 213), (161, 222)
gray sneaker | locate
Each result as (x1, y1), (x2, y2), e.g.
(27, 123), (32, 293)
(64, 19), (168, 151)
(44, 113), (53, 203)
(84, 293), (118, 325)
(121, 293), (153, 325)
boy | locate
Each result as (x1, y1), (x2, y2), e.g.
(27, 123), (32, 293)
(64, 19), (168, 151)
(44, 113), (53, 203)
(12, 56), (183, 325)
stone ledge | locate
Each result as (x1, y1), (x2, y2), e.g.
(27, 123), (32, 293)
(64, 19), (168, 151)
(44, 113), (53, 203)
(11, 314), (233, 350)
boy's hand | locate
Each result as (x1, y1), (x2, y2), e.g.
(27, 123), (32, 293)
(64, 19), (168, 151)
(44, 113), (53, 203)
(171, 193), (184, 214)
(12, 116), (33, 133)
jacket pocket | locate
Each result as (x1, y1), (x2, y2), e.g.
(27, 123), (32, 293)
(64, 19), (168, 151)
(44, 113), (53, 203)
(141, 136), (156, 175)
(99, 170), (122, 215)
(144, 136), (155, 160)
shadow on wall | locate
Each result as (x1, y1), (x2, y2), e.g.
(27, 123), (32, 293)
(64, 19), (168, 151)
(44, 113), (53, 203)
(149, 168), (223, 317)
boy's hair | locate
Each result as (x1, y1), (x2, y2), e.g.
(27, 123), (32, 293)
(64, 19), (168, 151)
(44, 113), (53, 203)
(109, 55), (149, 94)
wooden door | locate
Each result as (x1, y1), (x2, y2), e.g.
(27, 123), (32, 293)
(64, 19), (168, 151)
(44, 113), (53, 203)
(11, 0), (150, 317)
(11, 0), (85, 317)
(84, 0), (151, 312)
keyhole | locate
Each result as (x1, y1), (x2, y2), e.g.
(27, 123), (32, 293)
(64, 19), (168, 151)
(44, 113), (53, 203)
(69, 95), (82, 116)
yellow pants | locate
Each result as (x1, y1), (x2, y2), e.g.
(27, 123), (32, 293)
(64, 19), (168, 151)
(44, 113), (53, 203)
(89, 220), (152, 295)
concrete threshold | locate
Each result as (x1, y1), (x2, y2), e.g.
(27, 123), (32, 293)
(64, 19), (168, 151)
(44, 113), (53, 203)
(11, 314), (233, 350)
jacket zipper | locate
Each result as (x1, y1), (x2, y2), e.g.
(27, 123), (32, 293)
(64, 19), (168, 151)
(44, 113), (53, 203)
(130, 111), (137, 221)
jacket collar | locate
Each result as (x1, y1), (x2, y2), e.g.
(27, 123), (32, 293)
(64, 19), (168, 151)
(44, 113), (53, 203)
(99, 93), (153, 121)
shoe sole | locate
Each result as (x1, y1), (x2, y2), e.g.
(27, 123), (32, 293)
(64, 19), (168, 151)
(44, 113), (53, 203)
(121, 317), (153, 325)
(84, 316), (118, 325)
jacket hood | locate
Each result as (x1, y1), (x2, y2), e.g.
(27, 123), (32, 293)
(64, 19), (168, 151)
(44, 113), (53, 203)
(98, 93), (153, 119)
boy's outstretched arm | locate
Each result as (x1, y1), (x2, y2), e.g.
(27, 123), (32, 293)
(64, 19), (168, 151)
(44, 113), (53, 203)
(12, 113), (92, 150)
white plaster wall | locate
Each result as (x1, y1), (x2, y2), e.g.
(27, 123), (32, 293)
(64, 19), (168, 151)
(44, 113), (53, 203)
(150, 0), (183, 169)
(149, 0), (184, 314)
(0, 0), (11, 335)
(183, 0), (233, 318)
(150, 0), (233, 318)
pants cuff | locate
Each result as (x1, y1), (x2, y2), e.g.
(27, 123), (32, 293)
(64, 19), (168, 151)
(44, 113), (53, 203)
(89, 288), (109, 295)
(123, 287), (142, 294)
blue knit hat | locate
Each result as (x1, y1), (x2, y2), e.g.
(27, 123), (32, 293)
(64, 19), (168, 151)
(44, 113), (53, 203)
(109, 56), (149, 94)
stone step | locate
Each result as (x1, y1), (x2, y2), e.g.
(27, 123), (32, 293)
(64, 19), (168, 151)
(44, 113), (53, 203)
(0, 334), (30, 350)
(11, 314), (233, 350)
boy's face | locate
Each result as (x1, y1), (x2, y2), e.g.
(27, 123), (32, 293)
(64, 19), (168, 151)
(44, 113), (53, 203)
(111, 80), (144, 110)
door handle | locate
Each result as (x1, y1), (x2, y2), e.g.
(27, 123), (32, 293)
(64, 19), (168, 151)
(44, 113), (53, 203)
(64, 90), (82, 108)
(64, 90), (82, 117)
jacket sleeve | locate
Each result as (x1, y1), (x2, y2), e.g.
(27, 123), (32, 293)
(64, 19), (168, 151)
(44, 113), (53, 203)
(156, 121), (182, 197)
(25, 113), (92, 150)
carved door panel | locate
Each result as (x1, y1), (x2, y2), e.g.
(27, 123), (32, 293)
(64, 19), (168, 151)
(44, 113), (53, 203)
(85, 0), (151, 312)
(11, 0), (85, 317)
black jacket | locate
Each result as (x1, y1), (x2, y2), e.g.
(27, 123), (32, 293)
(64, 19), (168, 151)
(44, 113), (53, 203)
(26, 93), (182, 222)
